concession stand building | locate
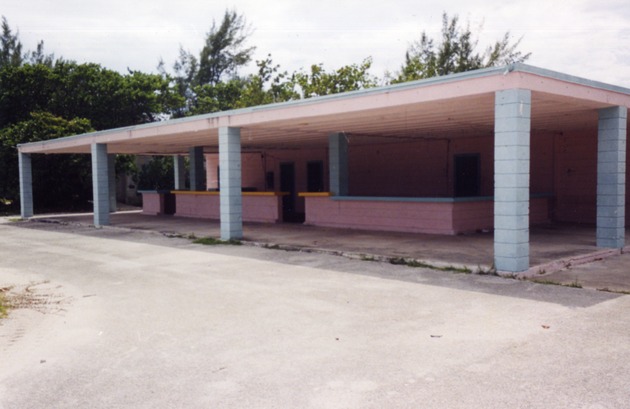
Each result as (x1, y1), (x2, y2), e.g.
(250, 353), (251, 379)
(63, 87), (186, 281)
(17, 64), (630, 273)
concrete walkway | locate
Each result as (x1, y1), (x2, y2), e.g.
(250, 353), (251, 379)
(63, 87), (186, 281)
(1, 217), (630, 409)
(27, 210), (630, 293)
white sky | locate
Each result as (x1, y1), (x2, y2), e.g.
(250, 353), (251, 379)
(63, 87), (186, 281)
(4, 0), (630, 87)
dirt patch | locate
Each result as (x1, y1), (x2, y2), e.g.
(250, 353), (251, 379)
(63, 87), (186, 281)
(0, 281), (72, 317)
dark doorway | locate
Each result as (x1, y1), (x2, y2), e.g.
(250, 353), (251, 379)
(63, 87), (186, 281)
(265, 171), (275, 190)
(280, 162), (304, 222)
(454, 154), (481, 197)
(307, 161), (324, 192)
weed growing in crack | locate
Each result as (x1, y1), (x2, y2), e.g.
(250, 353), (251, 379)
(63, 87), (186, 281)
(531, 278), (583, 289)
(193, 237), (242, 246)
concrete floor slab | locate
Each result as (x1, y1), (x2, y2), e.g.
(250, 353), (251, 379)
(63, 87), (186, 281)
(24, 211), (630, 292)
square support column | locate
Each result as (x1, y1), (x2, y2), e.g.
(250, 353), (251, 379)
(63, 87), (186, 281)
(328, 132), (348, 196)
(18, 152), (33, 218)
(108, 154), (117, 213)
(219, 127), (243, 240)
(189, 147), (206, 191)
(494, 89), (531, 273)
(596, 106), (627, 248)
(91, 143), (110, 226)
(173, 155), (186, 190)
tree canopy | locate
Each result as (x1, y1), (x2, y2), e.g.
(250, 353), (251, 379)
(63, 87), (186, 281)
(163, 9), (255, 117)
(293, 58), (377, 98)
(0, 112), (94, 211)
(0, 17), (184, 213)
(0, 10), (531, 214)
(393, 13), (530, 83)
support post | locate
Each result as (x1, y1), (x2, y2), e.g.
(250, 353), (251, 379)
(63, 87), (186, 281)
(18, 151), (33, 218)
(174, 155), (186, 190)
(494, 89), (531, 273)
(189, 147), (205, 191)
(329, 132), (349, 196)
(596, 106), (627, 248)
(91, 143), (110, 226)
(219, 127), (243, 240)
(108, 154), (116, 212)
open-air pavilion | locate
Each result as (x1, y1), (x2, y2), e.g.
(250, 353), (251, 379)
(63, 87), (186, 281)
(17, 64), (630, 273)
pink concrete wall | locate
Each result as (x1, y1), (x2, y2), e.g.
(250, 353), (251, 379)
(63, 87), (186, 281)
(451, 200), (493, 233)
(531, 133), (555, 195)
(205, 153), (267, 191)
(550, 127), (630, 226)
(175, 193), (220, 219)
(305, 196), (550, 235)
(205, 135), (548, 202)
(348, 135), (496, 197)
(349, 133), (554, 198)
(141, 192), (163, 215)
(349, 140), (451, 197)
(174, 193), (283, 223)
(552, 129), (598, 224)
(242, 195), (283, 223)
(304, 197), (457, 234)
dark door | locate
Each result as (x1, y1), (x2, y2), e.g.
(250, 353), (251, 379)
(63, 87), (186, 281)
(307, 161), (324, 192)
(454, 154), (481, 197)
(280, 162), (303, 222)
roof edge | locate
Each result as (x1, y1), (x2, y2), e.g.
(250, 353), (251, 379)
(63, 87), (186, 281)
(18, 63), (630, 152)
(510, 63), (630, 95)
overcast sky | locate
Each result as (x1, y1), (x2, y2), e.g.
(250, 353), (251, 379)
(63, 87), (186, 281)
(4, 0), (630, 87)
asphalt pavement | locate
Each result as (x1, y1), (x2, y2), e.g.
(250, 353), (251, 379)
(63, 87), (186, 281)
(1, 218), (629, 408)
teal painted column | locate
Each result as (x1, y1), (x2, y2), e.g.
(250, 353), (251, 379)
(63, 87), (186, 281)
(494, 89), (531, 273)
(219, 127), (243, 240)
(91, 143), (110, 226)
(328, 132), (348, 196)
(189, 147), (205, 191)
(18, 151), (33, 218)
(108, 154), (116, 213)
(596, 106), (627, 248)
(173, 155), (186, 190)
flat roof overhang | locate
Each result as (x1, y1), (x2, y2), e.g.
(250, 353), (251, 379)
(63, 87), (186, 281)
(18, 64), (630, 156)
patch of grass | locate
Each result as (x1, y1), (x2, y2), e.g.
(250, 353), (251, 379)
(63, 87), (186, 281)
(0, 291), (9, 319)
(8, 217), (23, 222)
(192, 237), (242, 246)
(0, 281), (68, 316)
(531, 279), (563, 286)
(531, 278), (583, 289)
